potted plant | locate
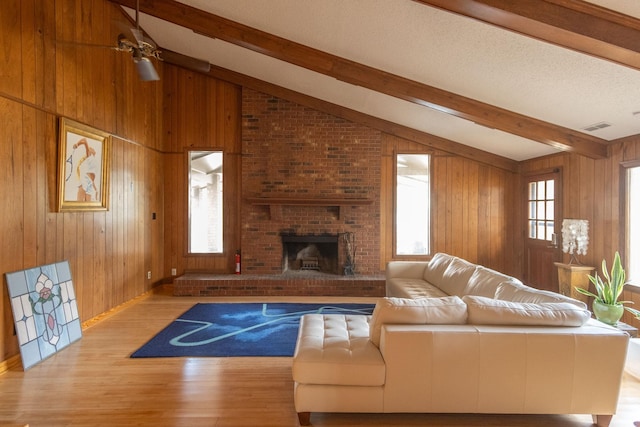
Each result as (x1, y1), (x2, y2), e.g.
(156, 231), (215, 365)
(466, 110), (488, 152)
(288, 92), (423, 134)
(575, 251), (636, 325)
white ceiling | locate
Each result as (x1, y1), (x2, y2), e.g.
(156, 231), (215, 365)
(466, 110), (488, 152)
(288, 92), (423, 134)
(125, 0), (640, 161)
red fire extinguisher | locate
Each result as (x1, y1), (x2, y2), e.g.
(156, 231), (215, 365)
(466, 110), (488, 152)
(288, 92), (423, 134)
(235, 250), (241, 274)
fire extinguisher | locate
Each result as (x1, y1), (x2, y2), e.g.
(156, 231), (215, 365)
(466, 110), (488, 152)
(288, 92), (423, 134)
(235, 250), (241, 274)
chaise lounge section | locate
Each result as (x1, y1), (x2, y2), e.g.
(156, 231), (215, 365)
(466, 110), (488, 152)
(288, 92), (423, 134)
(292, 253), (629, 426)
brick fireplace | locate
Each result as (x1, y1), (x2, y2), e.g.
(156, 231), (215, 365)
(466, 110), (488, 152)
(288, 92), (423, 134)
(240, 89), (382, 276)
(173, 89), (386, 297)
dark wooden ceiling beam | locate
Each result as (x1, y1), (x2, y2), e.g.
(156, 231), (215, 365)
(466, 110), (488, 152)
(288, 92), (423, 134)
(109, 0), (608, 159)
(414, 0), (640, 71)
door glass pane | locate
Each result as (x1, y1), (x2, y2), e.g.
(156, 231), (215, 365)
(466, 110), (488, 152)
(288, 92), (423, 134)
(546, 201), (554, 219)
(546, 180), (554, 198)
(529, 201), (536, 219)
(537, 201), (545, 220)
(537, 181), (545, 199)
(396, 154), (430, 255)
(529, 182), (536, 200)
(189, 151), (223, 253)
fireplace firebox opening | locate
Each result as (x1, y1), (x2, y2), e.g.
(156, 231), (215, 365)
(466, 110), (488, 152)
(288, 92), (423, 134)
(281, 234), (340, 275)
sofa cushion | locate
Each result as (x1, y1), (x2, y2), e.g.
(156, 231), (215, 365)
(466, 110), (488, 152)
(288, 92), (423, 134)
(463, 295), (591, 326)
(293, 314), (386, 386)
(463, 266), (519, 298)
(495, 280), (588, 309)
(436, 257), (478, 297)
(369, 296), (467, 347)
(386, 278), (450, 299)
(422, 253), (455, 287)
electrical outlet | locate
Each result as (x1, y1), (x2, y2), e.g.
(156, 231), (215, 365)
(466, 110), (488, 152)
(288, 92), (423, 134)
(147, 271), (151, 280)
(171, 268), (177, 276)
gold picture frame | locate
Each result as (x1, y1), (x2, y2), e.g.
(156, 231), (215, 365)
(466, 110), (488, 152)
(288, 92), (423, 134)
(58, 118), (110, 212)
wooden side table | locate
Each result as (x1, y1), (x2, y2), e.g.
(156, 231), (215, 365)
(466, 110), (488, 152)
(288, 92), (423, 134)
(554, 262), (594, 304)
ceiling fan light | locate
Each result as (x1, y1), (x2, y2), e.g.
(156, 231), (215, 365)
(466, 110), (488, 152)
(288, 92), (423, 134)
(135, 57), (160, 81)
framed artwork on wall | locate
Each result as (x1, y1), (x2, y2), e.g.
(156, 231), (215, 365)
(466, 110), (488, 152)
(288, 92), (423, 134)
(58, 118), (110, 212)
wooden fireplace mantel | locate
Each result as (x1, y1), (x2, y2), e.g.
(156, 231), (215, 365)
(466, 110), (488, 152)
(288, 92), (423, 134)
(246, 197), (373, 220)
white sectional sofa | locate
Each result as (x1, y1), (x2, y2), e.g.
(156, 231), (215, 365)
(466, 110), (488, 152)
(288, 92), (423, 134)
(292, 253), (629, 426)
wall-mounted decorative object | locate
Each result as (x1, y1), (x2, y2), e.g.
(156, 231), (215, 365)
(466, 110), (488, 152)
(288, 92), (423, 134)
(58, 118), (110, 211)
(5, 261), (82, 370)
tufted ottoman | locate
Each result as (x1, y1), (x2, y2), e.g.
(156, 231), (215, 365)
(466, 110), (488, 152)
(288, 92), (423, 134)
(292, 313), (385, 425)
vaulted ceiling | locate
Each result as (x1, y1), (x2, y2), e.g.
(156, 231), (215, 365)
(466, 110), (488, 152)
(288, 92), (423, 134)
(109, 0), (640, 170)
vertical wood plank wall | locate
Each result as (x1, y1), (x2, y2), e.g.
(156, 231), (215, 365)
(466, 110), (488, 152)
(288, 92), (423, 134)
(521, 138), (640, 329)
(162, 67), (242, 275)
(0, 0), (165, 362)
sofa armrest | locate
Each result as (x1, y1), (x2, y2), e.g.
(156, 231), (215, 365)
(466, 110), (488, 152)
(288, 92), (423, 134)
(385, 261), (427, 280)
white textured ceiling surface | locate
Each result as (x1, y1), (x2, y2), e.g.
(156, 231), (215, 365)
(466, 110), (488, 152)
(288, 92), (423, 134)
(130, 1), (640, 160)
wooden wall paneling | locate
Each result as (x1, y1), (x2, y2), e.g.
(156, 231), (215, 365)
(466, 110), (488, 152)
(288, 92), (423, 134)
(81, 212), (95, 315)
(476, 164), (491, 268)
(20, 0), (38, 105)
(0, 0), (23, 100)
(123, 139), (136, 300)
(137, 144), (148, 293)
(38, 0), (57, 110)
(608, 145), (622, 258)
(488, 168), (501, 269)
(111, 137), (125, 308)
(0, 98), (23, 359)
(432, 155), (448, 254)
(58, 0), (79, 118)
(379, 136), (394, 269)
(177, 70), (195, 147)
(147, 149), (163, 284)
(447, 157), (461, 256)
(510, 169), (524, 277)
(192, 72), (209, 145)
(163, 153), (183, 275)
(223, 82), (242, 267)
(162, 68), (243, 274)
(93, 211), (107, 314)
(464, 161), (479, 263)
(1, 0), (168, 365)
(103, 144), (116, 311)
(22, 106), (39, 268)
(35, 111), (50, 265)
(162, 66), (178, 153)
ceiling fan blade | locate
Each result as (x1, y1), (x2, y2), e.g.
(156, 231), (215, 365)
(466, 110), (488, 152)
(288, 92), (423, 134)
(129, 27), (146, 47)
(159, 49), (211, 74)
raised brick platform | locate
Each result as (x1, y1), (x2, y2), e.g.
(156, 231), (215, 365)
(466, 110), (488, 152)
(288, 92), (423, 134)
(173, 272), (386, 297)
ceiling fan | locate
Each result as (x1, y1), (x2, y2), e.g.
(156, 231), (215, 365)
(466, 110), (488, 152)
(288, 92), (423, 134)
(58, 0), (210, 81)
(115, 0), (211, 81)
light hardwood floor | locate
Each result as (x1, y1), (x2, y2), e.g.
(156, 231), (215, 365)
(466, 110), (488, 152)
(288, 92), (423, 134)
(0, 287), (638, 427)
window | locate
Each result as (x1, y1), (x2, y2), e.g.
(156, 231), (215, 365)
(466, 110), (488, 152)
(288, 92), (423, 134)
(527, 179), (555, 241)
(396, 154), (430, 255)
(188, 151), (223, 253)
(627, 165), (640, 284)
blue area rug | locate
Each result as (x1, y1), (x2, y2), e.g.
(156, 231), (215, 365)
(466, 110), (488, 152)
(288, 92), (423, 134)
(130, 302), (375, 358)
